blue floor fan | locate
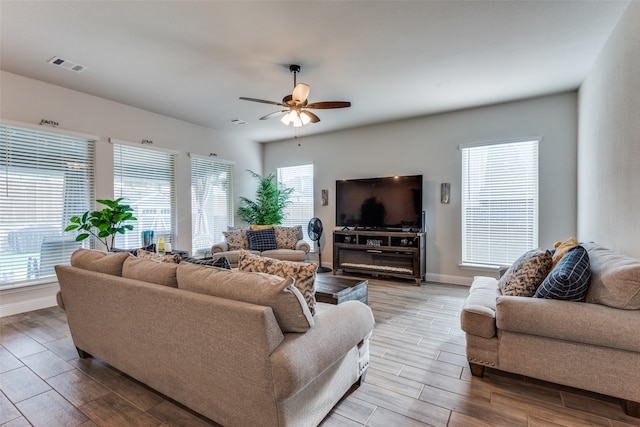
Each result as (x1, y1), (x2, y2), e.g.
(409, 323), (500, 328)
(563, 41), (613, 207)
(308, 217), (332, 273)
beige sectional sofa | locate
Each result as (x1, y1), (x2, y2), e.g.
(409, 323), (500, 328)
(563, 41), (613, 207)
(212, 225), (310, 267)
(461, 242), (640, 417)
(56, 249), (374, 427)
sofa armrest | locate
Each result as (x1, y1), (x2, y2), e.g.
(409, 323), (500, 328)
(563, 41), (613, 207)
(270, 301), (375, 399)
(295, 240), (310, 253)
(56, 290), (65, 310)
(212, 241), (229, 253)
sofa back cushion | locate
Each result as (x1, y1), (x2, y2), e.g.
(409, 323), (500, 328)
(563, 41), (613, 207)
(122, 256), (178, 288)
(223, 227), (248, 250)
(176, 262), (314, 333)
(498, 249), (552, 297)
(238, 250), (317, 315)
(273, 225), (303, 250)
(584, 243), (640, 310)
(247, 228), (278, 251)
(70, 248), (131, 276)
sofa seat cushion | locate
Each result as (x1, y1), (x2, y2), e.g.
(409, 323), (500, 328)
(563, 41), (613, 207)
(460, 276), (500, 339)
(261, 249), (307, 262)
(584, 243), (640, 310)
(70, 248), (131, 276)
(177, 262), (313, 333)
(498, 249), (553, 297)
(122, 256), (178, 288)
(238, 250), (317, 315)
(496, 296), (640, 353)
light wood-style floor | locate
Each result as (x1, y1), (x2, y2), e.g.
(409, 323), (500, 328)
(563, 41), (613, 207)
(2, 276), (639, 427)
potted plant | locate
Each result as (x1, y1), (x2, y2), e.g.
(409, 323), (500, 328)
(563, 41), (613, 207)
(65, 198), (137, 251)
(237, 170), (293, 225)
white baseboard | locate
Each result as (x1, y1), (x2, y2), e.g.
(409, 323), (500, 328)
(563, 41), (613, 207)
(425, 272), (473, 286)
(0, 295), (58, 317)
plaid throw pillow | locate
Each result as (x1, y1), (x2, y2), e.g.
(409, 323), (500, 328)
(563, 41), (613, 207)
(534, 246), (591, 301)
(247, 228), (277, 251)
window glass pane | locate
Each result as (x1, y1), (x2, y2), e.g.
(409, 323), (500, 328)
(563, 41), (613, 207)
(461, 140), (539, 266)
(113, 143), (176, 249)
(0, 124), (94, 287)
(191, 156), (233, 255)
(277, 164), (314, 249)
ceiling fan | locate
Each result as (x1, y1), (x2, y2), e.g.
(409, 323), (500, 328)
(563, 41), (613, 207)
(239, 64), (351, 127)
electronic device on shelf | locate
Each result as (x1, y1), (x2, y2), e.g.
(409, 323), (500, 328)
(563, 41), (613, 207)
(335, 174), (423, 231)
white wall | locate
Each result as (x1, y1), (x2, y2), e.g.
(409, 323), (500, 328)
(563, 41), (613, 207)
(0, 71), (262, 316)
(264, 92), (578, 285)
(578, 2), (640, 258)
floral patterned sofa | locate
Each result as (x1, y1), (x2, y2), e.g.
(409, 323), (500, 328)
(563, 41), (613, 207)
(212, 225), (310, 267)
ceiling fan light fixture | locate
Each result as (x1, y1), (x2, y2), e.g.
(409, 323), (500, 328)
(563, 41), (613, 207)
(299, 111), (312, 125)
(280, 111), (292, 125)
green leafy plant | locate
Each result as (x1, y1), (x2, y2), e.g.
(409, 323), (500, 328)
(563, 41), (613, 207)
(65, 198), (137, 251)
(237, 170), (293, 225)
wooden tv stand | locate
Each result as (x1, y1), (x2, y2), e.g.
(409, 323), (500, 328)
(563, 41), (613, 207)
(333, 230), (426, 285)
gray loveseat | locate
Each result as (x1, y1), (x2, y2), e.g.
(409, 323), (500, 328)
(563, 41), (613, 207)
(56, 249), (374, 427)
(212, 225), (310, 267)
(460, 242), (640, 417)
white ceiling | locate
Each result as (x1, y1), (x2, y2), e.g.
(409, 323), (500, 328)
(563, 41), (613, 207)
(0, 1), (629, 143)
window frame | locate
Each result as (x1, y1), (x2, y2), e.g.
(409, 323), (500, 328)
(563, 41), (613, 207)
(0, 120), (96, 289)
(276, 164), (314, 249)
(111, 139), (177, 250)
(460, 138), (540, 267)
(190, 153), (234, 256)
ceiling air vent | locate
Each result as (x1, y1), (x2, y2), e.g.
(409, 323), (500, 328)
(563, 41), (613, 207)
(48, 56), (87, 73)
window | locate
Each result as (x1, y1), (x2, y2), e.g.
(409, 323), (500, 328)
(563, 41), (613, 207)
(0, 123), (95, 288)
(191, 155), (233, 256)
(113, 141), (176, 249)
(461, 139), (539, 266)
(277, 164), (314, 249)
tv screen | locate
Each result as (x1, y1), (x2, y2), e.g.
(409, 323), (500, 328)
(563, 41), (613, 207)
(336, 175), (423, 230)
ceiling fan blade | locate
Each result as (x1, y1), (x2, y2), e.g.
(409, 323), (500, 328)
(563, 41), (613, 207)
(306, 101), (351, 109)
(239, 97), (287, 107)
(259, 110), (288, 120)
(301, 110), (320, 123)
(292, 83), (310, 103)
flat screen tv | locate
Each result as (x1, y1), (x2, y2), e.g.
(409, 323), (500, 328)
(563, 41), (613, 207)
(336, 175), (423, 230)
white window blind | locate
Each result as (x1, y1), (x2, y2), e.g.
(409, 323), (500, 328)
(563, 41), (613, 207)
(113, 142), (176, 249)
(191, 155), (233, 255)
(0, 123), (95, 288)
(277, 164), (314, 249)
(461, 139), (539, 266)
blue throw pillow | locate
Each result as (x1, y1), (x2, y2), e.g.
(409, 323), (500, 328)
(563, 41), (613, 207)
(534, 245), (591, 301)
(247, 228), (277, 251)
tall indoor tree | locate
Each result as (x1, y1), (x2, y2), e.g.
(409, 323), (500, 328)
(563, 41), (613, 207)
(237, 170), (293, 225)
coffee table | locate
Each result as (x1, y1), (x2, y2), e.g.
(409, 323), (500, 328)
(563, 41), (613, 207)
(314, 274), (368, 305)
